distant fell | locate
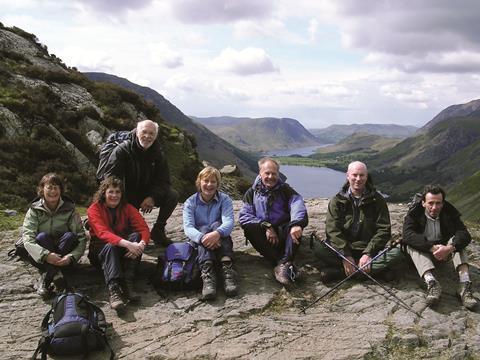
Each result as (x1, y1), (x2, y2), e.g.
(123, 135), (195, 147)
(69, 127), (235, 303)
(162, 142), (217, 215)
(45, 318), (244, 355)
(317, 132), (402, 154)
(310, 123), (417, 144)
(420, 98), (480, 132)
(193, 116), (323, 152)
(84, 73), (258, 179)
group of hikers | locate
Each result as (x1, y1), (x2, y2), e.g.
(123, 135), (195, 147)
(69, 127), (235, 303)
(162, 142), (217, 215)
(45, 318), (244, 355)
(21, 119), (477, 316)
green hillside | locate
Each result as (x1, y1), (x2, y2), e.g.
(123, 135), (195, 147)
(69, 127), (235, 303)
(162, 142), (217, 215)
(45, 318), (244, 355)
(194, 116), (322, 152)
(0, 24), (201, 208)
(317, 132), (401, 154)
(448, 170), (480, 222)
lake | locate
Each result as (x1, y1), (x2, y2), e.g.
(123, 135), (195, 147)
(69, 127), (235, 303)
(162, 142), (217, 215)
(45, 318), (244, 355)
(263, 145), (327, 157)
(280, 165), (345, 199)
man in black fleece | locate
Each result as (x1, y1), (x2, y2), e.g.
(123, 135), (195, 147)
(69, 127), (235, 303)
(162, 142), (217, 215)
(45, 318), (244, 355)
(403, 185), (476, 309)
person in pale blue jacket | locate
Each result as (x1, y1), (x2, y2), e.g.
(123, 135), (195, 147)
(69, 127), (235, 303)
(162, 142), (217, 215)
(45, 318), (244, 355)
(183, 166), (237, 300)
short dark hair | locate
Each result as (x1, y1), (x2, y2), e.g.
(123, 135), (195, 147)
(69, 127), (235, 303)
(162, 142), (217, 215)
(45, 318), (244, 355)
(422, 184), (446, 202)
(93, 176), (126, 205)
(37, 173), (64, 198)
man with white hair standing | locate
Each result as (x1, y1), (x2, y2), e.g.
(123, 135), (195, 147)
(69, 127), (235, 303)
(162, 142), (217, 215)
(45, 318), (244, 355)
(101, 119), (178, 246)
(314, 161), (403, 282)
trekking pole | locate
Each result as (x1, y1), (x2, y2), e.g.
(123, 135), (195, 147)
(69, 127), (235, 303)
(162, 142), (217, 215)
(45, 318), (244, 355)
(301, 232), (400, 313)
(300, 232), (399, 314)
(316, 237), (422, 318)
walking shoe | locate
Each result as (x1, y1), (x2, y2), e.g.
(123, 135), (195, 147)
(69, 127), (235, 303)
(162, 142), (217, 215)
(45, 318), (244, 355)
(108, 281), (126, 312)
(221, 261), (238, 297)
(426, 279), (442, 307)
(200, 261), (217, 300)
(457, 281), (477, 310)
(151, 225), (173, 247)
(36, 272), (53, 299)
(274, 262), (291, 286)
(319, 268), (345, 283)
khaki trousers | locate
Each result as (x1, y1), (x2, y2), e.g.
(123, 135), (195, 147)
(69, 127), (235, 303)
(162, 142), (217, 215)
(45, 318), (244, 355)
(406, 244), (469, 277)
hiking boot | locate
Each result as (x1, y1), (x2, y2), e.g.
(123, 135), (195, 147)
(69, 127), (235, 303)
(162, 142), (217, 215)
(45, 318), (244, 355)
(426, 279), (442, 307)
(221, 261), (238, 297)
(151, 225), (173, 247)
(200, 261), (217, 300)
(36, 272), (53, 299)
(457, 281), (477, 310)
(108, 281), (126, 312)
(319, 268), (345, 283)
(274, 262), (291, 286)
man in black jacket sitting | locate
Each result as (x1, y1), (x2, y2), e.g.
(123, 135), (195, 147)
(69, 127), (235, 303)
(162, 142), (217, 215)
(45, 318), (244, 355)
(101, 119), (178, 245)
(402, 185), (476, 309)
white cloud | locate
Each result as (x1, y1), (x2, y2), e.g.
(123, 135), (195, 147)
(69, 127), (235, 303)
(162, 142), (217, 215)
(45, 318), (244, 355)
(308, 19), (319, 43)
(148, 42), (184, 69)
(74, 0), (153, 14)
(233, 19), (306, 44)
(210, 47), (278, 75)
(60, 46), (115, 72)
(169, 0), (275, 24)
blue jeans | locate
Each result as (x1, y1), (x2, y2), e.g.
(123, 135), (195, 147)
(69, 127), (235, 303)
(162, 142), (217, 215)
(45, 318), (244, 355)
(242, 223), (299, 265)
(89, 232), (141, 285)
(35, 231), (78, 279)
(196, 223), (234, 265)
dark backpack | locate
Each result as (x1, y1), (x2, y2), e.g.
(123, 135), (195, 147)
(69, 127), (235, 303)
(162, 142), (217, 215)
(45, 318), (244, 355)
(96, 130), (132, 182)
(33, 292), (114, 360)
(408, 192), (423, 210)
(154, 242), (200, 290)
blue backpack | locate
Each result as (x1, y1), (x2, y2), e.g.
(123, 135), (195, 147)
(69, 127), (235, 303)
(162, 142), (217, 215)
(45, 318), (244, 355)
(33, 292), (114, 359)
(156, 242), (200, 290)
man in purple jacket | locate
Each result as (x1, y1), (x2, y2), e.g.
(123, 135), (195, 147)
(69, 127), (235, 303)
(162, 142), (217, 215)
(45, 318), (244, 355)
(239, 157), (308, 286)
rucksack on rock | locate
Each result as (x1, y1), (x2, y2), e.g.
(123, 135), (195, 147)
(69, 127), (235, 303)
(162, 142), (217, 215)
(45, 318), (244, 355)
(154, 242), (200, 290)
(96, 130), (132, 182)
(33, 292), (114, 359)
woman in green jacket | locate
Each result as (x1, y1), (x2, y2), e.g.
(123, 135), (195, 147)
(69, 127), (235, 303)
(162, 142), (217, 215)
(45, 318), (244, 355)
(22, 173), (86, 299)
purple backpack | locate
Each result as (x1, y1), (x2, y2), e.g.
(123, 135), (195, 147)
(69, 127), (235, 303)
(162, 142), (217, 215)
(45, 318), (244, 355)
(33, 292), (114, 359)
(158, 242), (200, 289)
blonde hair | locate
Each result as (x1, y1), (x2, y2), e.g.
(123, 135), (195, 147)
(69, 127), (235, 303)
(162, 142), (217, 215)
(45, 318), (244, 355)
(195, 166), (221, 192)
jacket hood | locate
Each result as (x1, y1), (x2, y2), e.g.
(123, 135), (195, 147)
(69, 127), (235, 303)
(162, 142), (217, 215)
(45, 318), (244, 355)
(30, 195), (75, 210)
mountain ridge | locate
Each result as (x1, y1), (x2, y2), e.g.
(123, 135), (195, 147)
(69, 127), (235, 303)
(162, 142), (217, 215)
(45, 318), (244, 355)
(193, 116), (323, 152)
(83, 73), (258, 179)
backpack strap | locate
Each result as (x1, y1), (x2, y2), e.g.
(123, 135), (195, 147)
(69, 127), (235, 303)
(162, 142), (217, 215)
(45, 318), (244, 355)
(32, 334), (51, 360)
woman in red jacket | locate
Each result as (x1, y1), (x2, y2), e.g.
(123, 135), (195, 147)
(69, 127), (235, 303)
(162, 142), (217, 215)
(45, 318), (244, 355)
(88, 176), (150, 313)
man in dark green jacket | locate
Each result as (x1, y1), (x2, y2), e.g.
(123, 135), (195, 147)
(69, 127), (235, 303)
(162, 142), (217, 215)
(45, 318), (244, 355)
(315, 161), (403, 282)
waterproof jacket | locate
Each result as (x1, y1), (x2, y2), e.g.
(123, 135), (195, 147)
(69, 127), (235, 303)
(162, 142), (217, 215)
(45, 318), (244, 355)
(326, 181), (391, 256)
(402, 200), (471, 252)
(183, 191), (234, 244)
(102, 129), (172, 207)
(239, 176), (308, 229)
(22, 196), (86, 264)
(87, 201), (150, 253)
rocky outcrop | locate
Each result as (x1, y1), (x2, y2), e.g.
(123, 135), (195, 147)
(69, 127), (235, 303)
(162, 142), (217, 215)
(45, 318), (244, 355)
(2, 200), (479, 359)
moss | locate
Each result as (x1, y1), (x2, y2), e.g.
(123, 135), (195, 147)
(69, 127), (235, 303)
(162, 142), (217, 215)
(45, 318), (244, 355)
(0, 209), (24, 232)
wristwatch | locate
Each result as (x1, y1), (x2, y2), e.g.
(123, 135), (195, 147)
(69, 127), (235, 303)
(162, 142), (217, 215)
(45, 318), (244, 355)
(261, 221), (272, 229)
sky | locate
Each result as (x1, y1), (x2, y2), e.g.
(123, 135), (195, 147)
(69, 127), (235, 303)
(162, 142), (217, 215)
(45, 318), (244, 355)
(2, 0), (480, 129)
